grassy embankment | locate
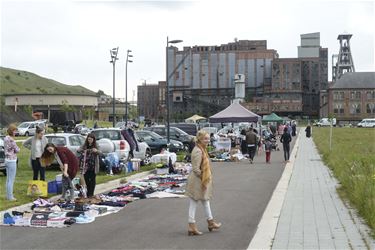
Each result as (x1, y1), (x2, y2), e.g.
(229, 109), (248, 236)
(313, 127), (375, 233)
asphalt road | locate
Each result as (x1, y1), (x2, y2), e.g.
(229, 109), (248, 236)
(1, 138), (296, 250)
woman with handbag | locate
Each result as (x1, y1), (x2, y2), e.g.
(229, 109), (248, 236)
(77, 133), (101, 198)
(41, 143), (79, 201)
(185, 130), (221, 236)
(23, 126), (48, 181)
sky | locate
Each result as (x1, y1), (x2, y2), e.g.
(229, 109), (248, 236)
(1, 0), (374, 101)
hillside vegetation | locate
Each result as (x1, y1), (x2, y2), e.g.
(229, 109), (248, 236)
(0, 67), (96, 96)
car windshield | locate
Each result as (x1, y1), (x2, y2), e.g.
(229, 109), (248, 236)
(91, 130), (121, 140)
(18, 122), (31, 128)
(147, 131), (164, 139)
(173, 127), (188, 135)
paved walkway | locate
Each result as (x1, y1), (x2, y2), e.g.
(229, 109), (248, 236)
(272, 132), (374, 249)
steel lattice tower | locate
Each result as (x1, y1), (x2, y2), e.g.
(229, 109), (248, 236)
(332, 34), (355, 82)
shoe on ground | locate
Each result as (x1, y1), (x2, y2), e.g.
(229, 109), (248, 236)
(8, 198), (17, 202)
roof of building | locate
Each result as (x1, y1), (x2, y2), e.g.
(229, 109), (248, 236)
(331, 72), (375, 89)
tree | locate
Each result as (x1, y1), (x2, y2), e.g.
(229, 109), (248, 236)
(61, 100), (75, 112)
(96, 90), (105, 96)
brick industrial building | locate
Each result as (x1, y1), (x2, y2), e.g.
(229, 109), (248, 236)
(320, 72), (375, 124)
(245, 33), (328, 116)
(137, 81), (166, 122)
(138, 33), (329, 121)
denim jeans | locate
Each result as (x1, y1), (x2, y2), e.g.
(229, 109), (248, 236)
(283, 143), (290, 161)
(84, 170), (96, 197)
(5, 159), (17, 200)
(32, 158), (45, 181)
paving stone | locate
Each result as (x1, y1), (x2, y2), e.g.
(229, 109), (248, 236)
(272, 133), (369, 249)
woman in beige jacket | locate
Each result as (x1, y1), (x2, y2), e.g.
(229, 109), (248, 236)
(185, 130), (221, 236)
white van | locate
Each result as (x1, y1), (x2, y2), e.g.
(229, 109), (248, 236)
(17, 121), (45, 136)
(357, 118), (375, 128)
(317, 118), (337, 127)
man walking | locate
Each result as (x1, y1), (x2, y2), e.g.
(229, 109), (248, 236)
(280, 127), (292, 162)
(246, 128), (258, 164)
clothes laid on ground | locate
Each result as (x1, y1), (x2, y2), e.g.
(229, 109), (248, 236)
(2, 167), (191, 228)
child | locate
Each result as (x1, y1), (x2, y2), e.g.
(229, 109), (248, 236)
(264, 138), (272, 164)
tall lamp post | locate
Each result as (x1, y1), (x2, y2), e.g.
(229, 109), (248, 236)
(110, 47), (119, 127)
(125, 49), (133, 126)
(166, 37), (183, 145)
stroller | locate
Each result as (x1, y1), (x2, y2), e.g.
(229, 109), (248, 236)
(266, 134), (279, 151)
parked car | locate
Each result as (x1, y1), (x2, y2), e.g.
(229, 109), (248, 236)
(91, 128), (152, 164)
(135, 130), (184, 154)
(170, 123), (198, 136)
(0, 137), (5, 175)
(316, 118), (336, 127)
(357, 118), (375, 128)
(74, 124), (91, 135)
(144, 126), (194, 151)
(24, 133), (85, 156)
(16, 121), (46, 136)
(23, 133), (115, 168)
(115, 121), (139, 129)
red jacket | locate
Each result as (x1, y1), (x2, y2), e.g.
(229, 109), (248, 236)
(56, 147), (79, 179)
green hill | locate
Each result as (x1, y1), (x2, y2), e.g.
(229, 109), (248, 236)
(0, 67), (97, 96)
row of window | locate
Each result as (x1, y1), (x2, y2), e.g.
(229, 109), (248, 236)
(333, 103), (375, 114)
(333, 91), (375, 100)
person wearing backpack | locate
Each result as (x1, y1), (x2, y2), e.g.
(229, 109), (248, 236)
(280, 127), (292, 162)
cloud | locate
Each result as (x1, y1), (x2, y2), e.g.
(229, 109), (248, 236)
(1, 0), (374, 100)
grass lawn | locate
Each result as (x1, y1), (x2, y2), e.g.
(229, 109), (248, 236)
(83, 120), (113, 128)
(0, 142), (157, 211)
(313, 127), (375, 233)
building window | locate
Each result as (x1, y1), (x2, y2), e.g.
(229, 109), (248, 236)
(366, 91), (375, 100)
(366, 103), (375, 113)
(350, 103), (361, 114)
(333, 91), (344, 100)
(334, 103), (344, 114)
(350, 91), (361, 100)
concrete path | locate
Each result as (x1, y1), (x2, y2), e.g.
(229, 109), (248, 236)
(271, 132), (374, 249)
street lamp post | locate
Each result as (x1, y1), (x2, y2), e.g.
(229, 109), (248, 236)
(125, 50), (133, 126)
(110, 47), (119, 127)
(166, 37), (183, 145)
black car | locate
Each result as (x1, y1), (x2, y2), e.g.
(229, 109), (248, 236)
(135, 130), (183, 154)
(144, 126), (194, 150)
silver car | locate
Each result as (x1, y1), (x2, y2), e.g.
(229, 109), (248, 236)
(91, 128), (152, 164)
(24, 133), (115, 156)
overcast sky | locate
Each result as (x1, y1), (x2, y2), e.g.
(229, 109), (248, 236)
(1, 0), (374, 101)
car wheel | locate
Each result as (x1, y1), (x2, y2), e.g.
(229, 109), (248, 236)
(25, 132), (29, 136)
(1, 169), (6, 176)
(143, 150), (152, 165)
